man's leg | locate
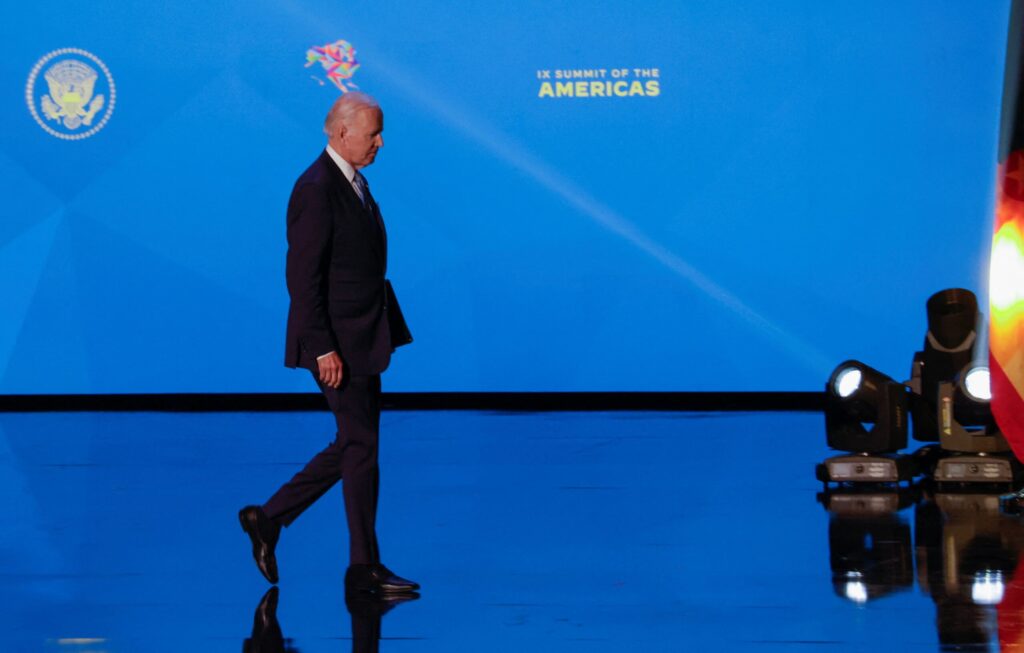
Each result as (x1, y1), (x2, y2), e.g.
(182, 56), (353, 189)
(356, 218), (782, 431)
(332, 374), (381, 566)
(261, 374), (381, 565)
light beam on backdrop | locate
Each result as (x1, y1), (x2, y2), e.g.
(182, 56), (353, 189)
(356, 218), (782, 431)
(274, 0), (832, 379)
(358, 47), (835, 378)
(991, 0), (1024, 461)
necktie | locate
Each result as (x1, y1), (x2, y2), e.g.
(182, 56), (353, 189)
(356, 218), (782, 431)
(353, 172), (386, 259)
(353, 171), (370, 207)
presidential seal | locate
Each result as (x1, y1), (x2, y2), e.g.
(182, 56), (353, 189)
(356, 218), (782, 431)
(26, 48), (116, 140)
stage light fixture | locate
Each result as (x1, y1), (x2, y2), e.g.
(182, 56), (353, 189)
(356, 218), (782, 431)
(825, 361), (908, 452)
(932, 362), (1019, 485)
(937, 363), (1005, 450)
(899, 288), (1017, 485)
(909, 289), (980, 443)
(817, 361), (914, 484)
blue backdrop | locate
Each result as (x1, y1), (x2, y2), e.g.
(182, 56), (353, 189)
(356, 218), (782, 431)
(0, 1), (1010, 392)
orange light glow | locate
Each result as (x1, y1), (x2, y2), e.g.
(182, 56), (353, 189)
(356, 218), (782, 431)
(991, 220), (1024, 322)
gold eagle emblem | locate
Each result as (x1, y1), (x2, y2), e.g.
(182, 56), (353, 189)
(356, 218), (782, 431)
(40, 59), (105, 130)
(27, 49), (115, 139)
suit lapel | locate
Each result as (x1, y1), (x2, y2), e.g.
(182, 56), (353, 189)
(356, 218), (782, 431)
(362, 185), (388, 273)
(318, 152), (385, 264)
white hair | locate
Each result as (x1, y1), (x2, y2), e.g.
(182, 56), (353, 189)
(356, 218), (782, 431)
(323, 91), (380, 137)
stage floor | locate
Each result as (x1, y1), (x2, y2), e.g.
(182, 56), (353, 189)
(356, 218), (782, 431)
(2, 409), (1020, 652)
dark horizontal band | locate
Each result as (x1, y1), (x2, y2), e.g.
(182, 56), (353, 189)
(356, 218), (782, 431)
(0, 392), (823, 412)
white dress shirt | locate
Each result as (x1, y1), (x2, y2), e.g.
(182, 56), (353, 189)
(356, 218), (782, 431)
(325, 145), (366, 203)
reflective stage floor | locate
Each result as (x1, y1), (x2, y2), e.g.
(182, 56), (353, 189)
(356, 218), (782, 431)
(2, 409), (1022, 652)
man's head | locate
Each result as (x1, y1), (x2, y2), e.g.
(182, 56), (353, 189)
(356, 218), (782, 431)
(324, 92), (383, 169)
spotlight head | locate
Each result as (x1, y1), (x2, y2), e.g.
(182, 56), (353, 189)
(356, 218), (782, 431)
(828, 360), (886, 399)
(935, 363), (1007, 454)
(832, 366), (863, 399)
(825, 361), (908, 454)
(962, 366), (992, 403)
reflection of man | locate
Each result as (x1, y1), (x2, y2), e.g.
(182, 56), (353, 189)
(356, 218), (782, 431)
(346, 591), (418, 653)
(243, 588), (295, 653)
(239, 91), (417, 594)
(241, 586), (416, 653)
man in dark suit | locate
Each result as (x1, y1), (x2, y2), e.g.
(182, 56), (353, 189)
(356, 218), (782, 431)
(239, 91), (417, 594)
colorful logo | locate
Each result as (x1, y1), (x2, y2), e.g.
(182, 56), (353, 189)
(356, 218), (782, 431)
(26, 48), (115, 140)
(306, 40), (360, 93)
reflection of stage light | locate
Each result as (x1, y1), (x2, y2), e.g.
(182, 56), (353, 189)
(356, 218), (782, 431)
(819, 486), (916, 604)
(971, 570), (1005, 605)
(818, 361), (913, 483)
(913, 491), (1022, 650)
(843, 573), (869, 604)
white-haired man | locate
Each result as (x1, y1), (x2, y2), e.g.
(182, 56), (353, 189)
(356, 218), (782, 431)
(239, 91), (416, 594)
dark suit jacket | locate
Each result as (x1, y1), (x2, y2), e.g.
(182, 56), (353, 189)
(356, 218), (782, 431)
(284, 150), (411, 375)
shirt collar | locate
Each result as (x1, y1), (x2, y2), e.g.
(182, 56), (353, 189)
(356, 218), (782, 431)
(325, 145), (357, 183)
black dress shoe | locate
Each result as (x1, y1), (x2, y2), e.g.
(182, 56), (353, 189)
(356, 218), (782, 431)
(345, 564), (420, 594)
(239, 506), (281, 584)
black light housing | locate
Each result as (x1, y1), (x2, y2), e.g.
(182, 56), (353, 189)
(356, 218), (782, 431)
(817, 361), (914, 484)
(937, 363), (1005, 452)
(825, 360), (908, 454)
(900, 289), (1020, 484)
(931, 362), (1019, 485)
(910, 289), (979, 442)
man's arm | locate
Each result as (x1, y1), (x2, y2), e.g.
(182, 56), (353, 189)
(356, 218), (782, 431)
(285, 182), (342, 387)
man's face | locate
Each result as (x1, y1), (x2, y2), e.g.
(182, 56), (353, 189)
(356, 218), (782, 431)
(335, 106), (384, 169)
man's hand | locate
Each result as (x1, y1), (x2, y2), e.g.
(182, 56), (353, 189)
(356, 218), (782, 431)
(317, 352), (344, 389)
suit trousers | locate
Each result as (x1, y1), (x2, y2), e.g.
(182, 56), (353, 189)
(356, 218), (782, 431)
(262, 373), (382, 566)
